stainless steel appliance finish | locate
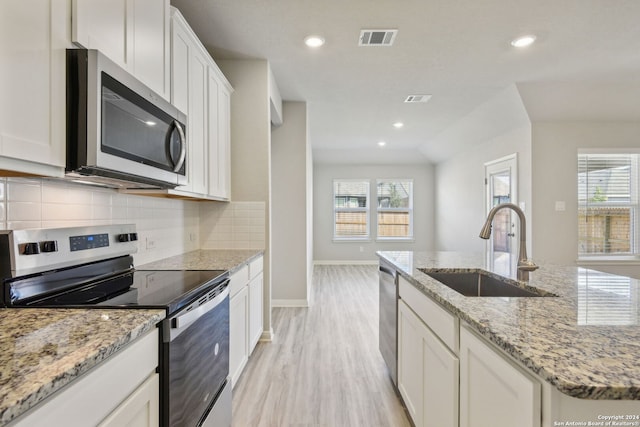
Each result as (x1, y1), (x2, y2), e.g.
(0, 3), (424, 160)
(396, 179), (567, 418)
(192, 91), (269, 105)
(0, 225), (231, 427)
(66, 49), (188, 189)
(379, 259), (398, 385)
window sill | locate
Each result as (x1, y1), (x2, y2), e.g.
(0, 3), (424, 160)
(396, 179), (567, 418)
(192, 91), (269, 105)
(577, 256), (640, 266)
(375, 238), (415, 243)
(333, 238), (371, 243)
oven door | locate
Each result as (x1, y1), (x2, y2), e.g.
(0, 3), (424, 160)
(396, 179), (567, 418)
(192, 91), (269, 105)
(162, 283), (230, 427)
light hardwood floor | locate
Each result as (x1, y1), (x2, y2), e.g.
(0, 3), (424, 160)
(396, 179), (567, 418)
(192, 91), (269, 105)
(231, 265), (411, 427)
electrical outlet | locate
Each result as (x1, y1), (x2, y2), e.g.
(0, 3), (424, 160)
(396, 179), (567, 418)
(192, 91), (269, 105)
(146, 237), (156, 250)
(359, 246), (364, 252)
(189, 232), (196, 242)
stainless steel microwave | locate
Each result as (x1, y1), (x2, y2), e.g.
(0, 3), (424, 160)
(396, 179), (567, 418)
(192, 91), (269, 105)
(66, 49), (187, 189)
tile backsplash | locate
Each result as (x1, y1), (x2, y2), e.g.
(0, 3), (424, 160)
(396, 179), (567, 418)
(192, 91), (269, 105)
(200, 201), (266, 250)
(1, 178), (199, 265)
(0, 178), (266, 265)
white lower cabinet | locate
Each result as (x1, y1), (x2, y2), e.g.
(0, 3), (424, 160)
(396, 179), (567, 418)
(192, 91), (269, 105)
(248, 257), (264, 353)
(398, 300), (458, 427)
(97, 374), (159, 427)
(459, 325), (540, 427)
(11, 330), (159, 427)
(229, 255), (264, 388)
(229, 284), (249, 387)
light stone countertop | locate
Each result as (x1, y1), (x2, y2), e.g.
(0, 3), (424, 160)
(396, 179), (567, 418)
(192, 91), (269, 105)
(137, 249), (264, 273)
(377, 251), (640, 400)
(0, 309), (165, 426)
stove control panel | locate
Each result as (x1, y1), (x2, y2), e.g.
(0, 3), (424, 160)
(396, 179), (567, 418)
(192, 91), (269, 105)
(0, 224), (138, 277)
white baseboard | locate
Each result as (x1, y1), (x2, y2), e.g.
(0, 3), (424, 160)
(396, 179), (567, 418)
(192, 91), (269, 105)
(313, 260), (378, 265)
(272, 299), (309, 307)
(259, 328), (274, 342)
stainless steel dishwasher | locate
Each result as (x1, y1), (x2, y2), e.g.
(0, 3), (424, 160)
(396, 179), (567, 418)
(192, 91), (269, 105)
(379, 259), (398, 385)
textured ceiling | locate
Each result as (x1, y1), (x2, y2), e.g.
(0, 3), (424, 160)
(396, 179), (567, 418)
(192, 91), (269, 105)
(170, 0), (640, 164)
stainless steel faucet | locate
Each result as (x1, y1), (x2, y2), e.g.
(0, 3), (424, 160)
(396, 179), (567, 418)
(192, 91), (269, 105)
(479, 203), (539, 281)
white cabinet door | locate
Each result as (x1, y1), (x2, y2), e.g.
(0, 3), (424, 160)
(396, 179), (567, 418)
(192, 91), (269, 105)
(398, 300), (424, 426)
(230, 286), (249, 388)
(248, 272), (263, 353)
(207, 66), (231, 200)
(460, 326), (541, 427)
(423, 319), (458, 427)
(130, 0), (170, 98)
(72, 0), (169, 99)
(398, 300), (458, 427)
(0, 0), (67, 176)
(72, 0), (130, 69)
(97, 374), (159, 427)
(186, 47), (208, 195)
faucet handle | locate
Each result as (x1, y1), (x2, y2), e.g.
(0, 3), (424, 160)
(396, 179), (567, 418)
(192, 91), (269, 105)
(518, 259), (539, 272)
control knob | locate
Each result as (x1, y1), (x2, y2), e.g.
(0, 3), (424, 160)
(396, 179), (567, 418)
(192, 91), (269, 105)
(22, 242), (40, 255)
(117, 233), (131, 242)
(40, 240), (58, 253)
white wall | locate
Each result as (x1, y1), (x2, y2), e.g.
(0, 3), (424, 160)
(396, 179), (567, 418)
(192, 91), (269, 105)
(215, 59), (273, 337)
(433, 84), (532, 254)
(531, 121), (640, 278)
(313, 163), (435, 262)
(435, 125), (532, 252)
(271, 101), (312, 306)
(0, 178), (199, 265)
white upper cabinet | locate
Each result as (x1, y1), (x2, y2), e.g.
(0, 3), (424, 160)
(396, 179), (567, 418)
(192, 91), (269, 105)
(208, 66), (231, 200)
(72, 0), (170, 99)
(0, 0), (69, 177)
(169, 8), (233, 200)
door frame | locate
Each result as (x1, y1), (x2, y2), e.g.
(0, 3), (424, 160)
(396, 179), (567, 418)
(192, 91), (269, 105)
(484, 153), (518, 273)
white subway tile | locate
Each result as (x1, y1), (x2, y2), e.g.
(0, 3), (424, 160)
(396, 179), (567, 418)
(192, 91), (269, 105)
(8, 202), (41, 221)
(7, 181), (41, 203)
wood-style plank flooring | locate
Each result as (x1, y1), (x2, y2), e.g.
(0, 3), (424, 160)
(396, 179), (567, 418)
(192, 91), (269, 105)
(231, 265), (411, 427)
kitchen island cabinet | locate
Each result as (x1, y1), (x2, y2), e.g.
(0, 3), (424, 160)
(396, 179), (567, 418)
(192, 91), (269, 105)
(0, 309), (165, 427)
(379, 251), (640, 427)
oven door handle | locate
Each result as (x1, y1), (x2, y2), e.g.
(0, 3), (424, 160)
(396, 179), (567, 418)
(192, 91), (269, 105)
(167, 284), (229, 342)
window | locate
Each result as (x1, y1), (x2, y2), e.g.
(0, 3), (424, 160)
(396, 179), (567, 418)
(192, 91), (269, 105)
(333, 180), (369, 239)
(376, 179), (413, 239)
(578, 152), (639, 258)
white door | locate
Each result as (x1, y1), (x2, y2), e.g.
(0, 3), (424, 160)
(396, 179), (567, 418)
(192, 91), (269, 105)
(484, 154), (518, 276)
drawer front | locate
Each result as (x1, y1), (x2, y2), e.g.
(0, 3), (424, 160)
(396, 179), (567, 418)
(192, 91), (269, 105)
(399, 276), (459, 353)
(229, 265), (249, 297)
(249, 256), (263, 279)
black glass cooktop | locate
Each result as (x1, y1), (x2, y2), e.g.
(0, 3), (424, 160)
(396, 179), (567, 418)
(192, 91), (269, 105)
(4, 256), (227, 315)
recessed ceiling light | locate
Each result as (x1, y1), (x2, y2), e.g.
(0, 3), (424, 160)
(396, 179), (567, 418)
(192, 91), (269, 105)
(378, 141), (386, 147)
(510, 35), (536, 48)
(304, 35), (325, 48)
(393, 122), (404, 129)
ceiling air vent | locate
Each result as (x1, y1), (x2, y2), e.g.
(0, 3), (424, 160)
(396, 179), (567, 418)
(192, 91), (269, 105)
(404, 94), (432, 103)
(359, 29), (398, 46)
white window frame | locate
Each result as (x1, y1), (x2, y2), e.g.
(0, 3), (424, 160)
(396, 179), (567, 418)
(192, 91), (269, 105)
(375, 179), (414, 241)
(333, 179), (370, 241)
(577, 149), (640, 261)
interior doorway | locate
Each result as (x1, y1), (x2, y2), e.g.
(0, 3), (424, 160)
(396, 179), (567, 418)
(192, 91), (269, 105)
(485, 154), (518, 275)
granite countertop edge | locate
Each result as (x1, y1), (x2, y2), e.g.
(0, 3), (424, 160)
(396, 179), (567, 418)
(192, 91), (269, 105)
(137, 248), (265, 273)
(378, 250), (640, 401)
(0, 309), (165, 426)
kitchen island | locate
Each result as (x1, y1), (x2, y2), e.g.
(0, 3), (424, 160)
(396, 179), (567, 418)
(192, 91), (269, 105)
(0, 308), (165, 426)
(378, 251), (640, 427)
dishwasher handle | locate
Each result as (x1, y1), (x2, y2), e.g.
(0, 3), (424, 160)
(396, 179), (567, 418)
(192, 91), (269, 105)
(379, 264), (397, 278)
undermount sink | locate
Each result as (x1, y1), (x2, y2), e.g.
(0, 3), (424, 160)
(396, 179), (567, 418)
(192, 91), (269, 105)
(419, 270), (556, 298)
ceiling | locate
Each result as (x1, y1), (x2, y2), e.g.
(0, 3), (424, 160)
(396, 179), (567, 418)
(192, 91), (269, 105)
(170, 0), (640, 164)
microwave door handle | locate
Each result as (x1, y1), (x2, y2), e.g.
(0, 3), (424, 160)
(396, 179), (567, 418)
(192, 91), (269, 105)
(172, 120), (187, 172)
